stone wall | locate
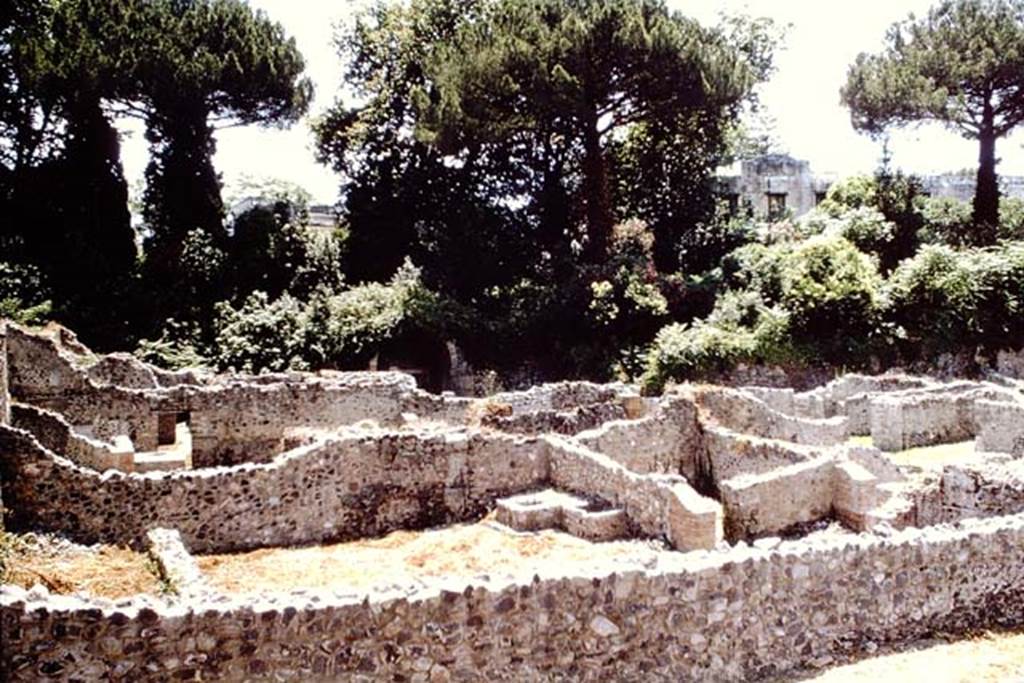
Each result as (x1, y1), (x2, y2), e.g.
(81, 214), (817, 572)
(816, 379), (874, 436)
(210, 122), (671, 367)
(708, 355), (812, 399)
(718, 456), (836, 539)
(930, 460), (1024, 525)
(5, 513), (1024, 681)
(574, 395), (702, 476)
(975, 399), (1024, 455)
(868, 387), (1017, 451)
(546, 437), (722, 552)
(0, 421), (718, 554)
(694, 387), (847, 447)
(10, 405), (133, 473)
(0, 321), (8, 426)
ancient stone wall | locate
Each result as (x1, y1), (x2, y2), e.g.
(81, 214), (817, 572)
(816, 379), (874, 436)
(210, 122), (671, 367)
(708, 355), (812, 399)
(718, 456), (836, 539)
(867, 387), (1017, 451)
(975, 399), (1024, 455)
(10, 405), (133, 473)
(0, 420), (719, 554)
(5, 513), (1024, 681)
(0, 424), (550, 553)
(574, 396), (702, 476)
(929, 461), (1024, 525)
(546, 437), (722, 551)
(0, 321), (8, 426)
(695, 387), (847, 446)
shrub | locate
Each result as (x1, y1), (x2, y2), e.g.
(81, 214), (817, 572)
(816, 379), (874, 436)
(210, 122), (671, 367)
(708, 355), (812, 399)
(886, 241), (1024, 358)
(640, 297), (791, 392)
(800, 207), (895, 261)
(213, 291), (309, 373)
(999, 197), (1024, 241)
(920, 196), (973, 246)
(777, 235), (884, 359)
(0, 261), (52, 324)
(816, 175), (877, 216)
(641, 234), (885, 391)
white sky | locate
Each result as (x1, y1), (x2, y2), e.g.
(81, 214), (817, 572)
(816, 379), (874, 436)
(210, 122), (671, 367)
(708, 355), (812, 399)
(117, 0), (1024, 204)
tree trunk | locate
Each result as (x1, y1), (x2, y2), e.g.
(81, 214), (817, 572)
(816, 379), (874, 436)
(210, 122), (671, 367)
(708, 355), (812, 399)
(581, 111), (614, 263)
(972, 104), (999, 245)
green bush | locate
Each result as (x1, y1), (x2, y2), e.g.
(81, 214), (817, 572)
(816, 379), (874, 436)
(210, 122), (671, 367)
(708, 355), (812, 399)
(815, 175), (877, 216)
(213, 291), (309, 373)
(999, 198), (1024, 241)
(800, 207), (895, 261)
(886, 241), (1024, 358)
(640, 296), (791, 392)
(777, 235), (883, 359)
(641, 234), (884, 391)
(920, 197), (974, 246)
(0, 261), (52, 324)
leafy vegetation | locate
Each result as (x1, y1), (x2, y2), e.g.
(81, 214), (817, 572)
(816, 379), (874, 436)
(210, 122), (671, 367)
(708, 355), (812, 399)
(1, 0), (1022, 394)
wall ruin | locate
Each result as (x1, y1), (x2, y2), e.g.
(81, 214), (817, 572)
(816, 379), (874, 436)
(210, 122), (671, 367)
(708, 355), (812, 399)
(2, 323), (1024, 681)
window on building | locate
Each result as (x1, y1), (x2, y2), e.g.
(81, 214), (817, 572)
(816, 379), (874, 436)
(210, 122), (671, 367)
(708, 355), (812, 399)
(766, 192), (787, 221)
(726, 193), (740, 216)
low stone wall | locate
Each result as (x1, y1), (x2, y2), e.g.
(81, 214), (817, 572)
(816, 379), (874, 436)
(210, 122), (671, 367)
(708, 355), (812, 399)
(546, 437), (722, 551)
(975, 399), (1024, 455)
(930, 460), (1024, 525)
(695, 387), (847, 447)
(481, 401), (627, 436)
(702, 427), (817, 481)
(5, 513), (1024, 681)
(574, 396), (702, 476)
(868, 387), (1016, 451)
(719, 456), (836, 539)
(0, 424), (550, 553)
(489, 381), (622, 414)
(0, 421), (717, 554)
(10, 404), (133, 473)
(0, 322), (9, 426)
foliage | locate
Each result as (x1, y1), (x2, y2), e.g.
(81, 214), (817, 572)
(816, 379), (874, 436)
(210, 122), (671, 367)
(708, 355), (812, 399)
(801, 207), (895, 261)
(920, 196), (974, 245)
(816, 175), (879, 216)
(886, 241), (1024, 358)
(0, 260), (52, 324)
(643, 234), (885, 390)
(136, 0), (313, 323)
(416, 0), (772, 263)
(134, 320), (211, 371)
(775, 236), (883, 358)
(842, 0), (1024, 234)
(640, 294), (792, 392)
(204, 260), (435, 373)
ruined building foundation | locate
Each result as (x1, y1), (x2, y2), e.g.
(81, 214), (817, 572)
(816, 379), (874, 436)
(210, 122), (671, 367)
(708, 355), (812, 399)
(2, 323), (1024, 680)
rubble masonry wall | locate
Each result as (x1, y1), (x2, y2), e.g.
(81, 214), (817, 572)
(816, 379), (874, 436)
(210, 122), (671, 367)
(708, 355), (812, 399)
(4, 513), (1024, 681)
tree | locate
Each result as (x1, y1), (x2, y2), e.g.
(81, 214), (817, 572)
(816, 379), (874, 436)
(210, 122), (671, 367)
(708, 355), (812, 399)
(842, 0), (1024, 244)
(315, 0), (538, 291)
(0, 0), (139, 347)
(415, 0), (770, 263)
(130, 0), (313, 319)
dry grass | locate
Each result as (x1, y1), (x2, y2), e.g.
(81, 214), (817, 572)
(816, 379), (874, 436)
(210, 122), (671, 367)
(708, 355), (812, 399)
(793, 631), (1024, 682)
(2, 533), (160, 598)
(848, 436), (979, 468)
(198, 518), (660, 596)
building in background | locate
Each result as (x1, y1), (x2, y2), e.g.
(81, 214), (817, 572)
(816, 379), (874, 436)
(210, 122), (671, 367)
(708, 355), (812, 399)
(719, 154), (1024, 221)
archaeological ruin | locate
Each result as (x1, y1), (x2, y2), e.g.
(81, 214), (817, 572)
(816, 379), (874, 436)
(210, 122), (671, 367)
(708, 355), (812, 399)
(2, 321), (1024, 680)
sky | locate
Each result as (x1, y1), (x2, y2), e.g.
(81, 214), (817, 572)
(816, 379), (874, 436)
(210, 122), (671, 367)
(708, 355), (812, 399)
(117, 0), (1024, 205)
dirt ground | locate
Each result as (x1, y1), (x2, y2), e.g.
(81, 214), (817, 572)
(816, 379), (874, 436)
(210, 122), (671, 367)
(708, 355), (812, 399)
(1, 533), (160, 598)
(789, 631), (1024, 682)
(197, 517), (664, 595)
(848, 436), (979, 468)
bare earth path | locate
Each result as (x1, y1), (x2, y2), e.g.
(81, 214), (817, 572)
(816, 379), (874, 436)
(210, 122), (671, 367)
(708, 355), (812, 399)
(786, 631), (1024, 682)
